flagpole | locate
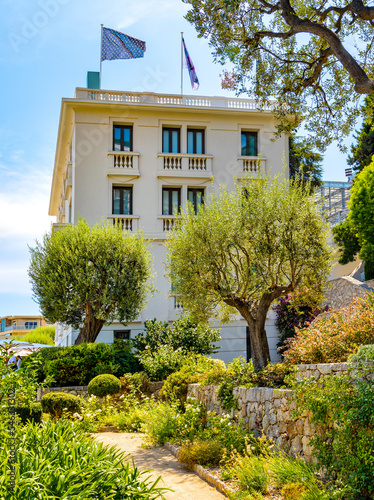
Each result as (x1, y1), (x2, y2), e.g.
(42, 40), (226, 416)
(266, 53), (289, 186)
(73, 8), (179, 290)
(181, 32), (183, 95)
(99, 24), (103, 89)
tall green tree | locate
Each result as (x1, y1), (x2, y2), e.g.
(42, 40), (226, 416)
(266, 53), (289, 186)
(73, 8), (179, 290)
(333, 161), (374, 279)
(348, 95), (374, 173)
(184, 0), (374, 149)
(289, 136), (323, 189)
(166, 173), (332, 371)
(28, 219), (153, 344)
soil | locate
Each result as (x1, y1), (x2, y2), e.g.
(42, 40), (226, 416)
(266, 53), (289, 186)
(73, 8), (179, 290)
(92, 432), (226, 499)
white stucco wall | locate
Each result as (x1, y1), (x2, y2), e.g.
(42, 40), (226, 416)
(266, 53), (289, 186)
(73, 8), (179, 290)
(51, 90), (287, 362)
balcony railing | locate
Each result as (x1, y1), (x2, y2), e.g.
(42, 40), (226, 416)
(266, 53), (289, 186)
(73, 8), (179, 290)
(75, 88), (275, 112)
(237, 156), (267, 173)
(108, 216), (139, 231)
(107, 152), (139, 170)
(1, 324), (40, 333)
(158, 153), (213, 175)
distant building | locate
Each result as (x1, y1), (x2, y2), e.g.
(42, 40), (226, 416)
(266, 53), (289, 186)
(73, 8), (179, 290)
(49, 87), (289, 363)
(0, 315), (48, 339)
(315, 180), (352, 227)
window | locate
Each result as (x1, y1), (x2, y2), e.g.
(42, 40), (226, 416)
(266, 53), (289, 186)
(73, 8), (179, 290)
(162, 188), (181, 215)
(241, 131), (258, 156)
(163, 128), (180, 153)
(113, 330), (130, 341)
(187, 188), (204, 214)
(113, 186), (132, 215)
(187, 129), (205, 154)
(25, 321), (37, 330)
(113, 125), (133, 151)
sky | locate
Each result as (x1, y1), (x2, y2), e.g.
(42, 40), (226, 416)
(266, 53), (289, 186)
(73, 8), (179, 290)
(0, 0), (356, 317)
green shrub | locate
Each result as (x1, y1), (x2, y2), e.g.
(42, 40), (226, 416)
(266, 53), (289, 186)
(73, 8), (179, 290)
(293, 365), (374, 498)
(138, 345), (186, 381)
(40, 392), (82, 419)
(141, 402), (180, 446)
(88, 374), (121, 398)
(349, 343), (374, 363)
(21, 341), (140, 387)
(284, 297), (374, 364)
(160, 355), (224, 403)
(0, 419), (168, 499)
(120, 372), (151, 398)
(198, 412), (254, 456)
(134, 314), (221, 355)
(216, 357), (254, 409)
(15, 403), (42, 424)
(14, 326), (55, 345)
(179, 439), (224, 468)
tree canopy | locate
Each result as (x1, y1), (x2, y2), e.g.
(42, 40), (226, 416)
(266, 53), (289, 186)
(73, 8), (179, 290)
(348, 95), (374, 173)
(333, 161), (374, 279)
(289, 135), (323, 189)
(184, 0), (374, 149)
(28, 219), (153, 344)
(166, 173), (332, 371)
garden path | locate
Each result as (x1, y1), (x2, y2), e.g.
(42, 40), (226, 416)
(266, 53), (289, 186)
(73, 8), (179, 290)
(93, 432), (225, 499)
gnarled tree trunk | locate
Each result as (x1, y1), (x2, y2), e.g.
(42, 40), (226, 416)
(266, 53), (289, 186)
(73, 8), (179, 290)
(75, 303), (105, 344)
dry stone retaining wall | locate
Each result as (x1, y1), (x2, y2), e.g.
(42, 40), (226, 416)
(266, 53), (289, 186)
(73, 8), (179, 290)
(37, 381), (164, 402)
(37, 386), (89, 401)
(187, 363), (349, 460)
(324, 276), (374, 310)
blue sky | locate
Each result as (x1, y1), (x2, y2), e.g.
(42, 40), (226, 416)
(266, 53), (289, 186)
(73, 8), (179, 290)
(0, 0), (354, 317)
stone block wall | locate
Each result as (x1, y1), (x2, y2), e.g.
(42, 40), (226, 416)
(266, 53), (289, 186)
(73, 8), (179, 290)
(187, 363), (350, 460)
(37, 381), (164, 402)
(37, 386), (89, 401)
(324, 275), (374, 310)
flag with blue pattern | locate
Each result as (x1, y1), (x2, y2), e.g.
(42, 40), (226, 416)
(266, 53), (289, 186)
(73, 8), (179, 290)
(101, 27), (146, 61)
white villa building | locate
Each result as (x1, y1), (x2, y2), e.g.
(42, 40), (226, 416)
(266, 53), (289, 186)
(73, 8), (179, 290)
(49, 88), (289, 363)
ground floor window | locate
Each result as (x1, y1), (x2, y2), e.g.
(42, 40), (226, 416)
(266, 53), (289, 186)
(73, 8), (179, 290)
(113, 330), (130, 341)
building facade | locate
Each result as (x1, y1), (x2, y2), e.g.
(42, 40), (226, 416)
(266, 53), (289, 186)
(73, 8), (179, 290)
(0, 315), (48, 339)
(49, 88), (289, 363)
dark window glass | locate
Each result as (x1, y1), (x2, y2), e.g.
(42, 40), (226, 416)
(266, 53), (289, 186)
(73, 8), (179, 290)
(114, 330), (130, 340)
(162, 188), (181, 215)
(163, 128), (180, 153)
(25, 322), (37, 330)
(241, 131), (258, 156)
(187, 129), (205, 154)
(112, 186), (132, 215)
(113, 125), (133, 152)
(187, 188), (204, 214)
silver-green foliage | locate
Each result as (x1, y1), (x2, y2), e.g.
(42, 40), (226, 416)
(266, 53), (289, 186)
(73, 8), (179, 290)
(28, 218), (153, 343)
(166, 172), (332, 370)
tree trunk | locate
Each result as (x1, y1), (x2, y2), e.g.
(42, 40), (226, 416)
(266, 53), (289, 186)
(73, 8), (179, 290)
(240, 306), (271, 372)
(75, 303), (105, 344)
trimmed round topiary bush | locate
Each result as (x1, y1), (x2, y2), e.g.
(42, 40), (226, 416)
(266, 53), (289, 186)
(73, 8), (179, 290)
(87, 374), (121, 398)
(41, 392), (82, 419)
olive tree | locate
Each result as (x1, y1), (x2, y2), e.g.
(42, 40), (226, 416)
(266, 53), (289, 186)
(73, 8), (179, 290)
(166, 173), (332, 371)
(29, 218), (153, 344)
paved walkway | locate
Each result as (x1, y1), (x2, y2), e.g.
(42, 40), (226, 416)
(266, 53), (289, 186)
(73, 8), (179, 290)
(93, 432), (225, 499)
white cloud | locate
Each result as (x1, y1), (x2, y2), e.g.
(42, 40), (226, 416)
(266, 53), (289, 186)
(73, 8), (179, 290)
(0, 167), (53, 241)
